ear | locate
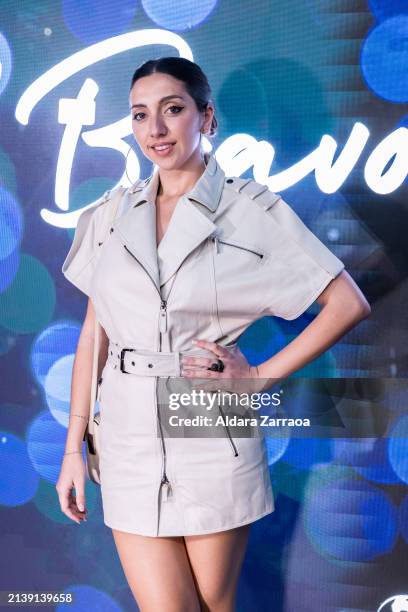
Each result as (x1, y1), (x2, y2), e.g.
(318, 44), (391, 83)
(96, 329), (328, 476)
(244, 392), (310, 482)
(201, 102), (215, 133)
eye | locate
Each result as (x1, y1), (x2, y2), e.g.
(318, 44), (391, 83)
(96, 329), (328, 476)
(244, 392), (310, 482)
(132, 105), (184, 121)
(166, 105), (183, 114)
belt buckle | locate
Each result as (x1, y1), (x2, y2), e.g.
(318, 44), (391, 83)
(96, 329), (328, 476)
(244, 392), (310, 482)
(120, 348), (135, 373)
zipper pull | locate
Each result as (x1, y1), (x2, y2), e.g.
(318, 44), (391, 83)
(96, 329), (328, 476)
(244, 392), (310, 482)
(212, 234), (220, 253)
(96, 377), (103, 402)
(161, 476), (172, 502)
(159, 300), (167, 333)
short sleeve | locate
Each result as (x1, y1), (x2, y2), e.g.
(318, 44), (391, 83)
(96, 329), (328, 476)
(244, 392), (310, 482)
(260, 195), (345, 320)
(61, 199), (104, 297)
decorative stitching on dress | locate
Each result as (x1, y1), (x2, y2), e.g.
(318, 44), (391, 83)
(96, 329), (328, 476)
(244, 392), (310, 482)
(208, 236), (225, 339)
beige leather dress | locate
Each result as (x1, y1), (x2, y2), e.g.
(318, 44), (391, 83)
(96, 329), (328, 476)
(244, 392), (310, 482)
(61, 152), (344, 536)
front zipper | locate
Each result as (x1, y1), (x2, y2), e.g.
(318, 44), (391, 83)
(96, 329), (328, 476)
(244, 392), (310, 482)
(123, 235), (222, 511)
(212, 236), (264, 259)
(218, 405), (239, 457)
(159, 299), (167, 335)
(123, 242), (174, 508)
(156, 382), (172, 502)
(123, 245), (162, 298)
(154, 380), (171, 535)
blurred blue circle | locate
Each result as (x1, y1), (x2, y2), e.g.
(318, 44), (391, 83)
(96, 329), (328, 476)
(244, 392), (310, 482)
(282, 438), (333, 471)
(304, 468), (398, 561)
(0, 248), (20, 293)
(0, 32), (12, 96)
(398, 493), (408, 544)
(361, 16), (408, 102)
(142, 0), (218, 31)
(45, 354), (76, 427)
(26, 410), (83, 484)
(30, 321), (81, 388)
(334, 438), (402, 484)
(62, 0), (138, 45)
(388, 414), (408, 483)
(265, 434), (290, 466)
(0, 431), (39, 506)
(57, 584), (123, 611)
(0, 187), (23, 261)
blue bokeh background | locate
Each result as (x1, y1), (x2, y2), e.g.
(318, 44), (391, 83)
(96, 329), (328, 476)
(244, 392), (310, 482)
(0, 0), (408, 610)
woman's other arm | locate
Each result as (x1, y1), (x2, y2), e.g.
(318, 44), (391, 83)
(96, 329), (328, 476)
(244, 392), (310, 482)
(257, 270), (371, 381)
(63, 298), (108, 453)
(56, 299), (108, 524)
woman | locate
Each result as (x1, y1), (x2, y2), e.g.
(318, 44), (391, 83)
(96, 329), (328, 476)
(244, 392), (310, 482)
(57, 57), (371, 611)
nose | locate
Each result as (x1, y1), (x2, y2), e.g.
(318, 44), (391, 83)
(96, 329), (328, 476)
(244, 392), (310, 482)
(149, 114), (168, 138)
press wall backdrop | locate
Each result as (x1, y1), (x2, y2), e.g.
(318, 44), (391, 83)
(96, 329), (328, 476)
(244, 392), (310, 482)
(1, 1), (408, 611)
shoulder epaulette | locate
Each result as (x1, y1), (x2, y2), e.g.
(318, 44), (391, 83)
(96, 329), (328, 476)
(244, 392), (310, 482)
(97, 184), (127, 206)
(224, 177), (281, 212)
(100, 189), (112, 203)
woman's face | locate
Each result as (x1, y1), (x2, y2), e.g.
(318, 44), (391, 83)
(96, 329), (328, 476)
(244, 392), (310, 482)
(128, 72), (212, 168)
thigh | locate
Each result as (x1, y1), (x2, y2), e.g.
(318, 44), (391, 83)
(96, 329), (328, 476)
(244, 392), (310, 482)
(112, 529), (201, 612)
(184, 524), (250, 612)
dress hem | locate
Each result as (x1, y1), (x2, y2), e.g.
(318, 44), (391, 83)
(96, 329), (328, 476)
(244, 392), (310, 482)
(104, 502), (275, 538)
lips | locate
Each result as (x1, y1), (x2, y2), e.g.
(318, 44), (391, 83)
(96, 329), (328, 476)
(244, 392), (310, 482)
(151, 143), (175, 150)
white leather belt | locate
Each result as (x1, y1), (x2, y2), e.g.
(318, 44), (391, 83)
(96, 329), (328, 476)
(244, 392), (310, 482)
(107, 341), (183, 376)
(107, 340), (238, 377)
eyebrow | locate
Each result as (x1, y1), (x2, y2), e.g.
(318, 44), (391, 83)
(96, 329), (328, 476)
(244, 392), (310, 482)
(130, 95), (186, 110)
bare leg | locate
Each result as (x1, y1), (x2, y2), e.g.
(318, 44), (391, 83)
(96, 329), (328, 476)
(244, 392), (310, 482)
(112, 529), (201, 612)
(184, 524), (250, 612)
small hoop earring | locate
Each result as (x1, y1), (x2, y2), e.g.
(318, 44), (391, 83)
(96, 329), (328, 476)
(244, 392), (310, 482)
(199, 131), (204, 156)
(125, 145), (134, 184)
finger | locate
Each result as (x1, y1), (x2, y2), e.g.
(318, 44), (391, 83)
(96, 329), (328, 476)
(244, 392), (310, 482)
(192, 340), (227, 358)
(71, 498), (87, 517)
(68, 489), (86, 515)
(64, 509), (81, 524)
(183, 369), (221, 379)
(70, 490), (87, 515)
(73, 489), (87, 513)
(182, 356), (217, 369)
(59, 492), (81, 524)
(70, 498), (87, 520)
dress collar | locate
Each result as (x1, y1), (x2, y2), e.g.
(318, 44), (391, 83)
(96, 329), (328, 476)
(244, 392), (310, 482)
(129, 151), (225, 213)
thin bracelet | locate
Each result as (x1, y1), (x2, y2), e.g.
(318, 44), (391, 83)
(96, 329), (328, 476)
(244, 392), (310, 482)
(249, 365), (260, 377)
(64, 450), (82, 456)
(71, 414), (88, 420)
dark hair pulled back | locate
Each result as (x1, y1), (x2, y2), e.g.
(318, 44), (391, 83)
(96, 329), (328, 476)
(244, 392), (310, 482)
(129, 56), (218, 138)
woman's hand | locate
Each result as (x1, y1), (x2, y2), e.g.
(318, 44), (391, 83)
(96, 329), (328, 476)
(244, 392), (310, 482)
(180, 339), (271, 394)
(56, 453), (88, 525)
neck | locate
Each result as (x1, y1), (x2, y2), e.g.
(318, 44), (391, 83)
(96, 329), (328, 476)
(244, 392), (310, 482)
(157, 151), (208, 199)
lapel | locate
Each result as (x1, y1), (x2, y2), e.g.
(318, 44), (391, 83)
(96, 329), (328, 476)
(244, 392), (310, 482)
(114, 152), (225, 290)
(114, 188), (161, 292)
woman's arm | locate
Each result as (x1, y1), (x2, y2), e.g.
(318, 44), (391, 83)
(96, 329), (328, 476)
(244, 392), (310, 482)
(63, 298), (109, 453)
(257, 270), (371, 383)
